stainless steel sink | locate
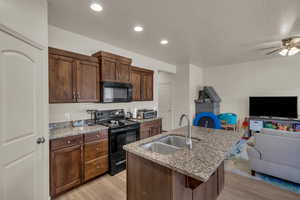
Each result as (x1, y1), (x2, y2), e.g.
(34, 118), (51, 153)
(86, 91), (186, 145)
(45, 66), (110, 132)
(158, 135), (200, 148)
(141, 135), (200, 155)
(142, 142), (181, 155)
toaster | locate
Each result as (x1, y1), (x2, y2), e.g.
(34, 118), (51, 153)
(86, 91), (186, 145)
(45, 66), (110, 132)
(137, 109), (157, 119)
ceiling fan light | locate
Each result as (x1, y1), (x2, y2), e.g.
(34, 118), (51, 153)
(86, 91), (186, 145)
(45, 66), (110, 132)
(288, 47), (300, 56)
(279, 48), (288, 56)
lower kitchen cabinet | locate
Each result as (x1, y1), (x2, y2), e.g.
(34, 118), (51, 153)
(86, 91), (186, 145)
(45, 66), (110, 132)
(83, 132), (109, 182)
(84, 156), (109, 182)
(50, 135), (83, 197)
(50, 130), (108, 197)
(140, 118), (162, 140)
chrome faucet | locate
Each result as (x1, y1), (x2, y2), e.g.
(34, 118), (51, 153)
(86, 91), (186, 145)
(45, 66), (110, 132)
(179, 114), (192, 150)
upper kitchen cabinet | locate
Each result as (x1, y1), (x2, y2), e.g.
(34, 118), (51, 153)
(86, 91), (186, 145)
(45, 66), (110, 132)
(49, 47), (100, 103)
(131, 66), (154, 101)
(92, 51), (132, 83)
(49, 54), (75, 103)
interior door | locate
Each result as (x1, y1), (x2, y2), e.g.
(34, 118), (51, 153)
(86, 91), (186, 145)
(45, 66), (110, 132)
(0, 32), (46, 200)
(158, 83), (173, 131)
(76, 60), (99, 102)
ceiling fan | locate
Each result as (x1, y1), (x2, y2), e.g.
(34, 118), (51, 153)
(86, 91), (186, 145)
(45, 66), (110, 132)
(261, 36), (300, 56)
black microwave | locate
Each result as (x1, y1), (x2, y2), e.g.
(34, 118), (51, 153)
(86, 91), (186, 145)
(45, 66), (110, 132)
(101, 82), (133, 103)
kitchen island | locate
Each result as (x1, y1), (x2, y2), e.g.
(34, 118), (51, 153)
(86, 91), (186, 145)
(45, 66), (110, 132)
(123, 126), (243, 200)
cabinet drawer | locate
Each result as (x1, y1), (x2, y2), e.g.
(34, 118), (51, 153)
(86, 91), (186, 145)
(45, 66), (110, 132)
(84, 156), (108, 182)
(140, 119), (161, 128)
(84, 140), (108, 162)
(84, 130), (108, 143)
(50, 135), (83, 151)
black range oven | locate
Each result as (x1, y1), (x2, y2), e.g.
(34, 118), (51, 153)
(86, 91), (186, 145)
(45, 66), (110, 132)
(89, 109), (140, 175)
(101, 82), (133, 103)
(109, 124), (139, 175)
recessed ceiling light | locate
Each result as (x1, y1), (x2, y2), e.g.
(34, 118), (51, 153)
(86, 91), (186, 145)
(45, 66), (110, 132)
(160, 39), (169, 45)
(134, 26), (144, 32)
(90, 3), (103, 12)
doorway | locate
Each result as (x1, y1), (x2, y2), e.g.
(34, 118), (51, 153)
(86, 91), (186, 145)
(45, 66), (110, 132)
(158, 71), (174, 131)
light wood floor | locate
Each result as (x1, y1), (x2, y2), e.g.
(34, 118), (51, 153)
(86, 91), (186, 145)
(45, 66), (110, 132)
(55, 171), (300, 200)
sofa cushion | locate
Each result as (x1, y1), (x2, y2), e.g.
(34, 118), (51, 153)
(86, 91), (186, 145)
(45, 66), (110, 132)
(254, 132), (300, 169)
(261, 128), (300, 138)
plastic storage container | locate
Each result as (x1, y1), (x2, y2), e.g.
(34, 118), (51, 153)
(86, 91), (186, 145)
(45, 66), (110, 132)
(218, 113), (237, 125)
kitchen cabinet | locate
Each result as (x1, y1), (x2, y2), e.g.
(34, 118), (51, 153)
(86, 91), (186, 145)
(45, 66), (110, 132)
(76, 60), (100, 102)
(49, 54), (75, 103)
(83, 131), (109, 182)
(50, 130), (108, 197)
(50, 135), (83, 197)
(49, 47), (100, 103)
(140, 119), (162, 139)
(131, 66), (154, 101)
(131, 70), (142, 101)
(93, 51), (132, 83)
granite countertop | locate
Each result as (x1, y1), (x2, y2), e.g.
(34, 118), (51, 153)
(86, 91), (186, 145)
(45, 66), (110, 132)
(49, 125), (108, 140)
(130, 117), (162, 123)
(123, 126), (244, 182)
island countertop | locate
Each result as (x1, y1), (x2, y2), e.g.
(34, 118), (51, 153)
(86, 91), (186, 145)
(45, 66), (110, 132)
(123, 126), (243, 182)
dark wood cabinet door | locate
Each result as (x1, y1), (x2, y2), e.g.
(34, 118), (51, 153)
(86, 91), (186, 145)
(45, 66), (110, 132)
(150, 126), (161, 137)
(101, 58), (117, 81)
(131, 70), (142, 101)
(76, 60), (100, 102)
(117, 62), (131, 82)
(140, 128), (151, 140)
(49, 55), (76, 103)
(141, 72), (154, 101)
(50, 145), (82, 197)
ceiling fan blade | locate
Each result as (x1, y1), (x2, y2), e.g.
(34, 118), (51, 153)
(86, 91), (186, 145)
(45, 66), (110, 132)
(266, 48), (282, 55)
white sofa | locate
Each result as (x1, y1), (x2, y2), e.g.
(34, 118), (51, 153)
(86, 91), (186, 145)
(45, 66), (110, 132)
(247, 128), (300, 184)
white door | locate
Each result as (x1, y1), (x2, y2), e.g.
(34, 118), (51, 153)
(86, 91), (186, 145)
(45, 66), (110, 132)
(158, 82), (173, 131)
(0, 31), (46, 200)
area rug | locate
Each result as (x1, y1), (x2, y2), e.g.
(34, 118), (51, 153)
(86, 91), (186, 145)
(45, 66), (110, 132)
(225, 138), (300, 194)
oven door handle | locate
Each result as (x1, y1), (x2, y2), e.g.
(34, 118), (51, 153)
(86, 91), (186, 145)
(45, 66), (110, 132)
(110, 126), (139, 133)
(115, 160), (126, 166)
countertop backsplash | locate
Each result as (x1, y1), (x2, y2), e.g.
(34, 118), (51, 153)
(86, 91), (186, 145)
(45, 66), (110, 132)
(49, 102), (157, 123)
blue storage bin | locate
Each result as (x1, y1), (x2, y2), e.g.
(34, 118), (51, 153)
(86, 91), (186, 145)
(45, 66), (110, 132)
(218, 113), (237, 125)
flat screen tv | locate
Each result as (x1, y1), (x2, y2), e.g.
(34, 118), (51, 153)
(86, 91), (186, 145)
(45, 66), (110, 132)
(249, 96), (298, 118)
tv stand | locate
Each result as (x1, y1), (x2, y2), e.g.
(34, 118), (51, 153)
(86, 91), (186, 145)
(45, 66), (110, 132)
(249, 116), (300, 133)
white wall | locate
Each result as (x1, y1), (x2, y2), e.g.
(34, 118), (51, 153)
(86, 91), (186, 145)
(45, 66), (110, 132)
(189, 64), (204, 120)
(0, 0), (48, 47)
(48, 25), (176, 123)
(172, 64), (204, 128)
(204, 55), (300, 120)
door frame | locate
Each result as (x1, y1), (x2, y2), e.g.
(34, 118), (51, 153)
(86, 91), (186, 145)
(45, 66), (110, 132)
(0, 23), (49, 200)
(158, 71), (174, 131)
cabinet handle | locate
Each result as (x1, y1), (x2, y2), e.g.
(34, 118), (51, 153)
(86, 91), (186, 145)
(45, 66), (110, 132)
(67, 140), (71, 144)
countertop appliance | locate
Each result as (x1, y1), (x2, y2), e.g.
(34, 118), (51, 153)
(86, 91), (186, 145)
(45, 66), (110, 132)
(90, 109), (139, 175)
(137, 109), (157, 119)
(101, 82), (133, 103)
